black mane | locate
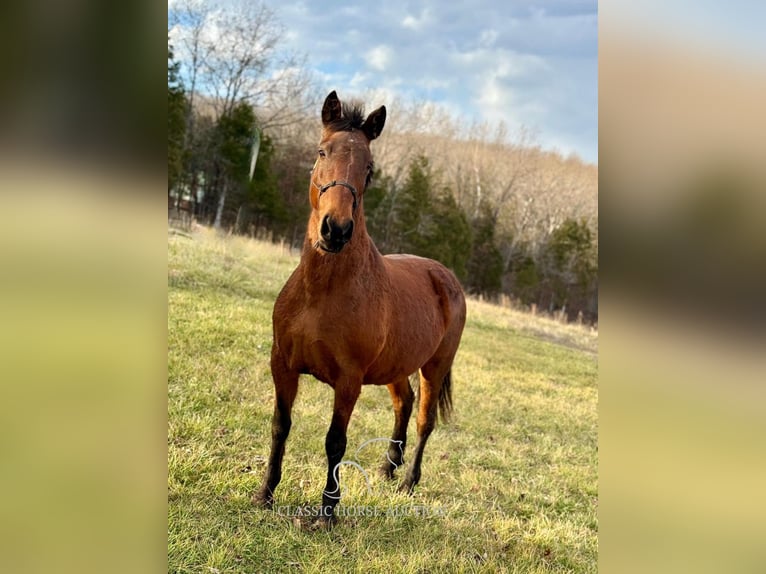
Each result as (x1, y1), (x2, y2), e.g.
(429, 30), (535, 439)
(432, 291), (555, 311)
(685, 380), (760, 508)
(326, 101), (366, 132)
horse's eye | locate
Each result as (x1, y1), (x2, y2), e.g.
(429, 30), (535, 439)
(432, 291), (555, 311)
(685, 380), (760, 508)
(318, 149), (326, 158)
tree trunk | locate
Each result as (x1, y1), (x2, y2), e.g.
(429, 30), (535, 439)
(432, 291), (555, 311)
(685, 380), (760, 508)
(214, 183), (227, 229)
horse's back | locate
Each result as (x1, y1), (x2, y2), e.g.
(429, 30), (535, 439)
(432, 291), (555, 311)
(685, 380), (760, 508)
(382, 253), (466, 331)
(355, 253), (464, 383)
(383, 254), (464, 293)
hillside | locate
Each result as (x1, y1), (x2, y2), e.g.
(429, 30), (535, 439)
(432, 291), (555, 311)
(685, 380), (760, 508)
(168, 226), (598, 572)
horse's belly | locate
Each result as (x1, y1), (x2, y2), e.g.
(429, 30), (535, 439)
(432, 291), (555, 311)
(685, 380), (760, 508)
(363, 334), (441, 385)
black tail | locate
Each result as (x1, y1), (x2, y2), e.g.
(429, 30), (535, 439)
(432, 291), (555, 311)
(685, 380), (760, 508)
(438, 368), (453, 424)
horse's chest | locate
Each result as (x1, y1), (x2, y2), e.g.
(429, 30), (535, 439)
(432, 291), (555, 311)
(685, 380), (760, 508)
(277, 307), (382, 383)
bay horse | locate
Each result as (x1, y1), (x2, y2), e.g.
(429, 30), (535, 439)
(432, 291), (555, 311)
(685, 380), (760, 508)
(253, 91), (466, 526)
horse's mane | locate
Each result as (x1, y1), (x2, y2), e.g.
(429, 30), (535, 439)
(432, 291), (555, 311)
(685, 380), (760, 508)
(326, 101), (366, 132)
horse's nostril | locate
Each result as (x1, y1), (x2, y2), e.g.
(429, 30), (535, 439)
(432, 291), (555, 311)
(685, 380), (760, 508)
(341, 220), (354, 241)
(321, 215), (354, 246)
(320, 214), (332, 241)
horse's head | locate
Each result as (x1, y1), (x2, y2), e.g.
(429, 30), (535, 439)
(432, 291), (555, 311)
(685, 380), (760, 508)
(310, 91), (386, 254)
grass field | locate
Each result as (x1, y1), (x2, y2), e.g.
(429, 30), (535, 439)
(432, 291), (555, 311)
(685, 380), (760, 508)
(168, 226), (598, 573)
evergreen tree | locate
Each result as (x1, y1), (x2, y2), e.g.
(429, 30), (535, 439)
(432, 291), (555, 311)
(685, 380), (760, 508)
(363, 167), (395, 251)
(216, 103), (255, 183)
(466, 202), (503, 297)
(268, 140), (311, 246)
(540, 218), (596, 310)
(427, 188), (472, 281)
(167, 42), (188, 194)
(209, 102), (257, 228)
(391, 155), (433, 255)
(508, 249), (540, 306)
(241, 134), (286, 235)
(386, 155), (472, 278)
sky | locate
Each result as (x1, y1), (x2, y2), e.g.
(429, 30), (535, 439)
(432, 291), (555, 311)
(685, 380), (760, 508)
(237, 0), (599, 164)
(169, 1), (766, 168)
(605, 0), (766, 65)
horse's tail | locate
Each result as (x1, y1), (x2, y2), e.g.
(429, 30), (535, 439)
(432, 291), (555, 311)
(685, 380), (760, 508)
(438, 368), (453, 424)
(411, 368), (454, 425)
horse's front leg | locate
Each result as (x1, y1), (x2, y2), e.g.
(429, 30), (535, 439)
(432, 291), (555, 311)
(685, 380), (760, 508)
(253, 347), (299, 508)
(318, 379), (361, 527)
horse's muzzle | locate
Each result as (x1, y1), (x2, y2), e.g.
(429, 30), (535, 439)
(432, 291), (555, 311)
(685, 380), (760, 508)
(319, 214), (353, 252)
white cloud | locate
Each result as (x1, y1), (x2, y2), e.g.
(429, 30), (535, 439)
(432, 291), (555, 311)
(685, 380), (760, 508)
(349, 72), (371, 88)
(364, 45), (393, 71)
(401, 8), (430, 31)
(478, 29), (498, 48)
(196, 0), (598, 162)
(402, 15), (418, 29)
(452, 48), (549, 79)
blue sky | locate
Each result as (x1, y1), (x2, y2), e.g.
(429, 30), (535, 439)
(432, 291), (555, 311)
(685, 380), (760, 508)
(256, 0), (599, 164)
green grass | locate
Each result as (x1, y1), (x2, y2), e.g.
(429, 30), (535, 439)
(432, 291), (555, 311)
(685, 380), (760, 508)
(168, 226), (598, 573)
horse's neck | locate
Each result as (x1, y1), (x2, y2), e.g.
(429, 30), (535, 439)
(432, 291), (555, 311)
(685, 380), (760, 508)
(300, 231), (380, 295)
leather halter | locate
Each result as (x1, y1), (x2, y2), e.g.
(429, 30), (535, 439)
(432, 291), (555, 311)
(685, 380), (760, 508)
(312, 179), (358, 212)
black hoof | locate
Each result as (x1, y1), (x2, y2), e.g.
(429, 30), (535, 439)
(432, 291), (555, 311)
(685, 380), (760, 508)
(379, 464), (396, 480)
(397, 481), (416, 495)
(252, 489), (274, 508)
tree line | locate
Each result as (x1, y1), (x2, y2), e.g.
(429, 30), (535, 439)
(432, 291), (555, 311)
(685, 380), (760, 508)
(168, 0), (598, 324)
(364, 155), (597, 323)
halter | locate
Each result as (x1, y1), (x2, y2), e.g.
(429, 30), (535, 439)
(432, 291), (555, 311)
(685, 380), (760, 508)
(312, 179), (359, 212)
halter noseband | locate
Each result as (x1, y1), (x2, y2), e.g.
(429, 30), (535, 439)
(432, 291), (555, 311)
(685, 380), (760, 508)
(312, 179), (358, 212)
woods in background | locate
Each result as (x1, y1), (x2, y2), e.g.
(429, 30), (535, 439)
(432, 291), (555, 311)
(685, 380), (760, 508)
(168, 0), (597, 324)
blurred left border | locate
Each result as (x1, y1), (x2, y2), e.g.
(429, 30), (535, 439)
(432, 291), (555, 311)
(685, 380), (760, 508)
(0, 2), (167, 573)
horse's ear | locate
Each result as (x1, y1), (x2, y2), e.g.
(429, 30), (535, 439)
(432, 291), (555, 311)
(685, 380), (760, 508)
(361, 105), (386, 140)
(322, 91), (342, 126)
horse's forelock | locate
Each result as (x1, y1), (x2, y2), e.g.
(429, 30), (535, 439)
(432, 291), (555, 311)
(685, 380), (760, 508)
(325, 101), (366, 132)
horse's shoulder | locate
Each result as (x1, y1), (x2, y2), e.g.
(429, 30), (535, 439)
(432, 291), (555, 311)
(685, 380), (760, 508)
(273, 266), (306, 320)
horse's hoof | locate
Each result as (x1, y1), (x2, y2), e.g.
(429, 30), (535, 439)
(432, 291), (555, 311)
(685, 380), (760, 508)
(293, 514), (335, 531)
(397, 481), (416, 495)
(312, 514), (336, 530)
(379, 465), (396, 480)
(251, 490), (274, 509)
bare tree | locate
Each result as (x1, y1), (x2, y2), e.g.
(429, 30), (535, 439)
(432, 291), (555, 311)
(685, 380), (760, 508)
(169, 0), (209, 131)
(169, 0), (316, 228)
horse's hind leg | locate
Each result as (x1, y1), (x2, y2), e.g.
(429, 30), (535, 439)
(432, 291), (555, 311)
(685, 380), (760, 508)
(400, 280), (465, 494)
(399, 363), (446, 494)
(380, 377), (414, 479)
(253, 349), (298, 508)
